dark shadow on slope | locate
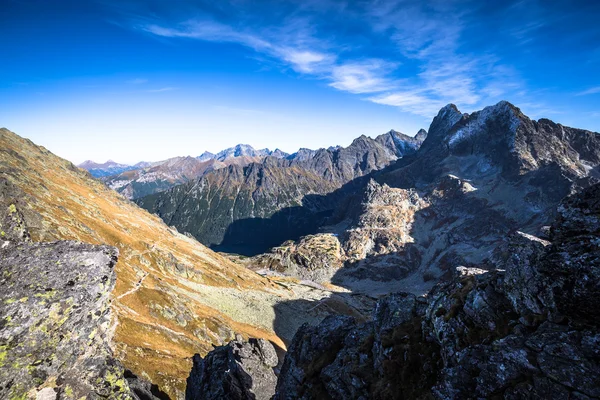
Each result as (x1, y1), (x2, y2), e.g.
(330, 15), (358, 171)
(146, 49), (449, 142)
(212, 206), (333, 256)
(213, 175), (375, 256)
(329, 161), (587, 295)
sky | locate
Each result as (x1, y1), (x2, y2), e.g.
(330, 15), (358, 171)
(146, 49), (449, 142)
(1, 0), (599, 164)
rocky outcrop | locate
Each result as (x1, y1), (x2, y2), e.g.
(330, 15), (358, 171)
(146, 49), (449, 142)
(339, 180), (429, 282)
(0, 240), (154, 399)
(186, 336), (278, 400)
(265, 184), (600, 399)
(245, 234), (344, 282)
(245, 180), (429, 285)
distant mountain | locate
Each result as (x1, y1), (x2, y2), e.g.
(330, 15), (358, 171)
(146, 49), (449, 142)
(103, 156), (226, 199)
(103, 145), (289, 199)
(199, 144), (289, 161)
(78, 159), (139, 178)
(136, 129), (426, 253)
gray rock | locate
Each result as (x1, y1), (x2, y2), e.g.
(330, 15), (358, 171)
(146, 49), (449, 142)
(186, 336), (278, 400)
(0, 240), (143, 399)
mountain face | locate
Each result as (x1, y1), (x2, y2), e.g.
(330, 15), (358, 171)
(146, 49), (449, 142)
(136, 159), (340, 255)
(0, 128), (375, 399)
(246, 101), (600, 294)
(78, 159), (139, 178)
(186, 183), (600, 399)
(137, 130), (425, 254)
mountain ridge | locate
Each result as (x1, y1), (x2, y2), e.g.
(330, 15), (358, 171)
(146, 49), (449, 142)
(239, 100), (600, 295)
(136, 129), (426, 253)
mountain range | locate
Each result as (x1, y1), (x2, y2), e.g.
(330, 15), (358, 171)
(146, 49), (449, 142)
(2, 100), (600, 399)
(136, 129), (425, 253)
(243, 101), (600, 294)
(198, 144), (288, 161)
(80, 145), (283, 199)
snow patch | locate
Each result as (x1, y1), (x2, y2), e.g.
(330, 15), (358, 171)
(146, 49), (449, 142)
(447, 102), (520, 147)
(109, 180), (132, 190)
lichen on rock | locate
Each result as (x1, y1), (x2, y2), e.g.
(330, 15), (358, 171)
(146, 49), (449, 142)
(0, 240), (161, 399)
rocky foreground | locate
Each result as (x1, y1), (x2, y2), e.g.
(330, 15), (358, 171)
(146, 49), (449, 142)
(0, 238), (169, 399)
(187, 183), (600, 399)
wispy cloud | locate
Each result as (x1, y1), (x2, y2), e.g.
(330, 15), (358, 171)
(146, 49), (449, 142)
(147, 87), (177, 93)
(119, 0), (526, 117)
(329, 60), (398, 94)
(576, 86), (600, 96)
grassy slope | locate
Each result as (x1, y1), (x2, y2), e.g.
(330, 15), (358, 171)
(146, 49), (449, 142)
(0, 128), (312, 398)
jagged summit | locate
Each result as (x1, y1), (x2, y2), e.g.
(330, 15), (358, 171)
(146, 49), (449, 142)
(199, 144), (290, 161)
(79, 159), (126, 168)
(197, 151), (216, 161)
(415, 128), (428, 141)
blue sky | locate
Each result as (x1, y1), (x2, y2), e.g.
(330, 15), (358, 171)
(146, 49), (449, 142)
(1, 0), (599, 164)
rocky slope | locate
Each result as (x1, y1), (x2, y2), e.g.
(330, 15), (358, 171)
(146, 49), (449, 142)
(248, 101), (600, 294)
(0, 128), (374, 399)
(192, 183), (600, 399)
(137, 130), (425, 254)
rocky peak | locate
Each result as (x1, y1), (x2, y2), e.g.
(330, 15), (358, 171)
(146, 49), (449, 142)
(445, 100), (522, 149)
(287, 148), (317, 161)
(215, 144), (262, 160)
(349, 134), (371, 147)
(415, 128), (428, 141)
(197, 151), (216, 161)
(427, 103), (464, 141)
(270, 148), (289, 158)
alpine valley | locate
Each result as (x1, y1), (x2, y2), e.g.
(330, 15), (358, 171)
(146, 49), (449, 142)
(2, 101), (600, 400)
